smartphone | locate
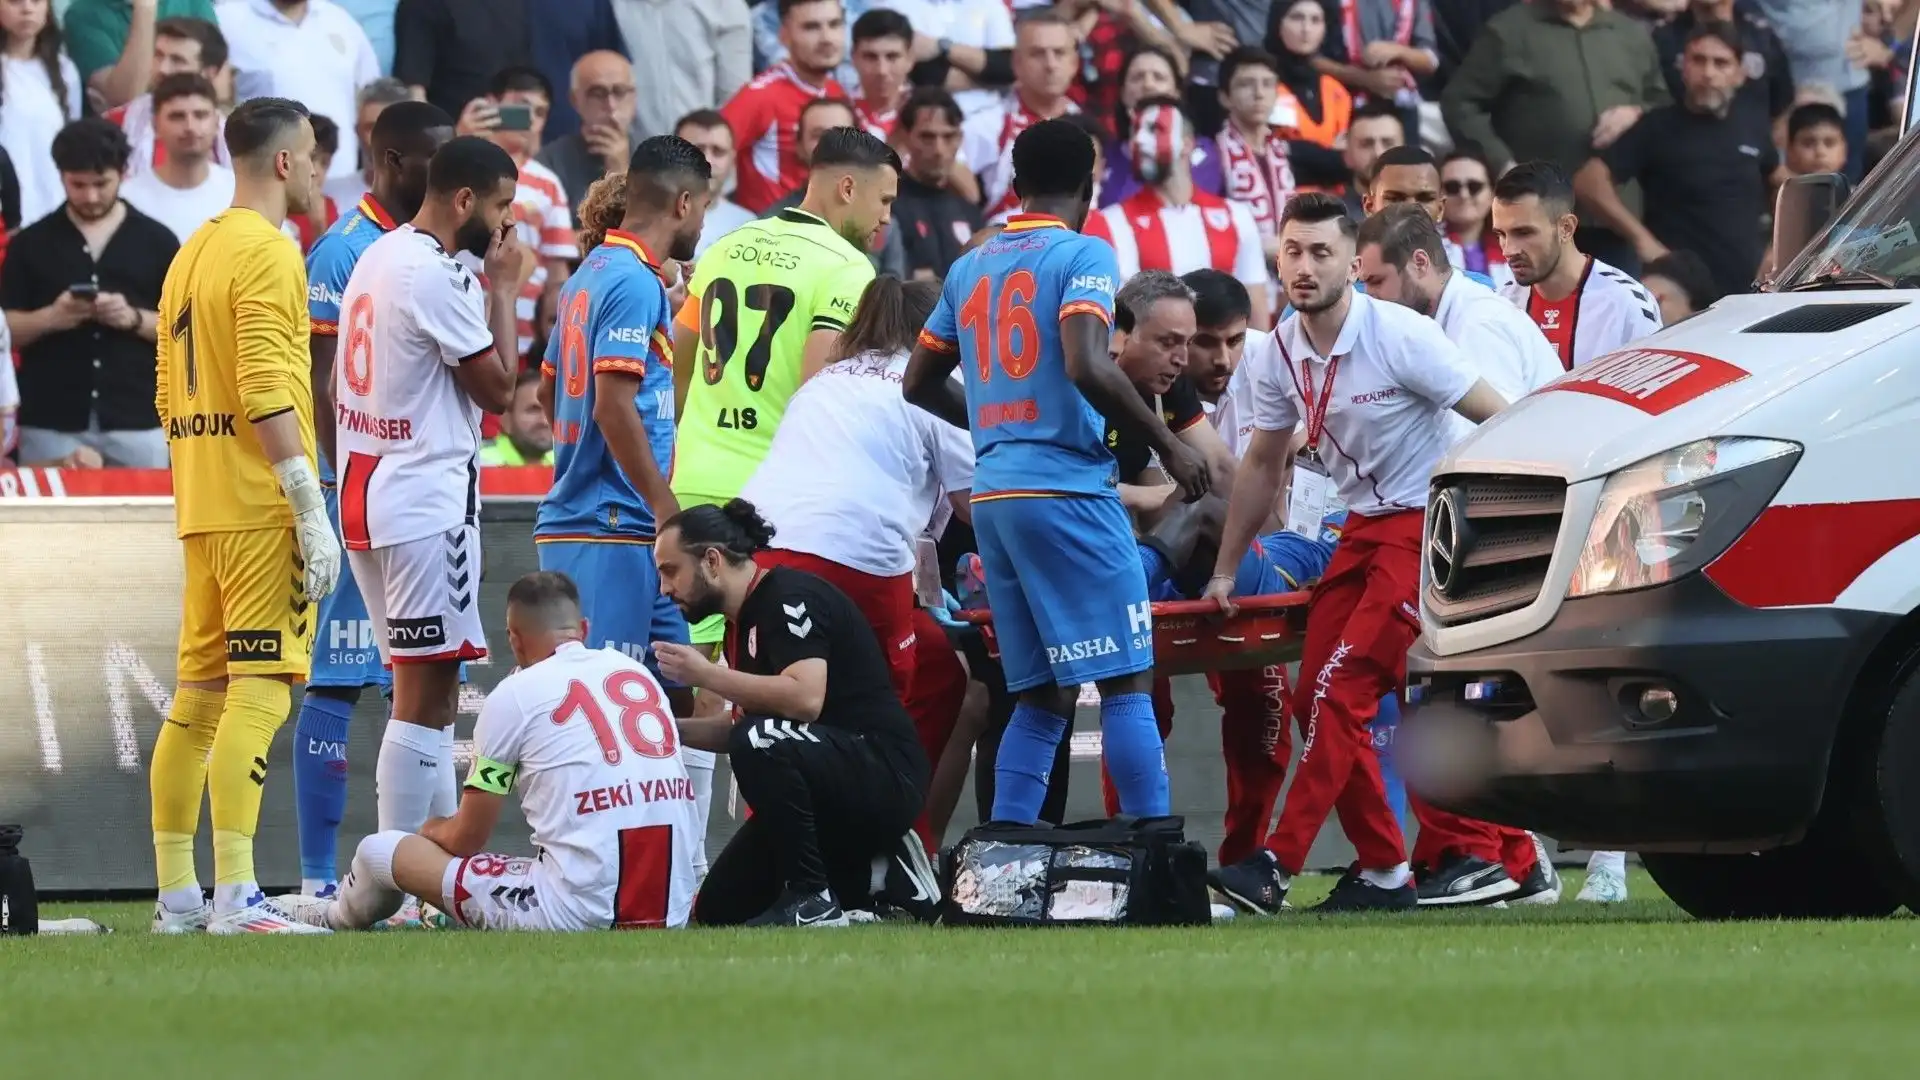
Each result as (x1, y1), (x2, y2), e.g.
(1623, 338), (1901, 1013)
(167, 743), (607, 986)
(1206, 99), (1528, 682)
(68, 282), (98, 300)
(495, 104), (533, 132)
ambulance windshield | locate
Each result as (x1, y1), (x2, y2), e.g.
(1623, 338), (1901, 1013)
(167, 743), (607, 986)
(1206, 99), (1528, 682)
(1774, 133), (1920, 291)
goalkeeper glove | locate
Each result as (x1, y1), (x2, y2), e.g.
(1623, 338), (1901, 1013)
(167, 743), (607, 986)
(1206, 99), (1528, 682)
(274, 455), (341, 602)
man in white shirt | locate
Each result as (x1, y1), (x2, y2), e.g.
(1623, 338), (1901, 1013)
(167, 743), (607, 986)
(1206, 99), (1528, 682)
(290, 571), (701, 931)
(1203, 192), (1508, 915)
(216, 0), (380, 202)
(119, 74), (235, 243)
(675, 108), (758, 256)
(335, 137), (520, 846)
(962, 10), (1079, 224)
(105, 16), (232, 182)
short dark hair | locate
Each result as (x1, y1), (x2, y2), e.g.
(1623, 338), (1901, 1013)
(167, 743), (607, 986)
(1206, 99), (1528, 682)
(1374, 145), (1437, 173)
(626, 135), (713, 209)
(1217, 46), (1280, 94)
(155, 16), (227, 72)
(224, 96), (311, 162)
(1013, 117), (1097, 199)
(506, 570), (583, 625)
(1442, 141), (1493, 174)
(778, 0), (839, 20)
(488, 64), (553, 102)
(1280, 191), (1358, 238)
(1182, 268), (1252, 328)
(674, 108), (728, 135)
(371, 99), (456, 153)
(309, 113), (340, 157)
(1684, 20), (1742, 59)
(899, 87), (963, 131)
(1350, 97), (1405, 130)
(1493, 159), (1575, 217)
(514, 367), (543, 391)
(661, 499), (777, 566)
(51, 118), (132, 175)
(1642, 250), (1720, 311)
(1788, 102), (1846, 142)
(1015, 7), (1073, 34)
(852, 7), (911, 45)
(810, 125), (901, 172)
(151, 72), (218, 112)
(428, 135), (520, 196)
(800, 96), (858, 131)
(1356, 202), (1448, 269)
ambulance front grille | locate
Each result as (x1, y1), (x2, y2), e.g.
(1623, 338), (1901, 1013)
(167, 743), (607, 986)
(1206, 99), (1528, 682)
(1424, 475), (1568, 627)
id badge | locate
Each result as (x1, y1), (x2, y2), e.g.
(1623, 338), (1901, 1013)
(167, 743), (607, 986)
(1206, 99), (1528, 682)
(913, 535), (944, 609)
(1286, 457), (1332, 538)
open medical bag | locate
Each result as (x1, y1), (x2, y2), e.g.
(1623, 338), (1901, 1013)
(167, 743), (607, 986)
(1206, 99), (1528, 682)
(940, 815), (1210, 927)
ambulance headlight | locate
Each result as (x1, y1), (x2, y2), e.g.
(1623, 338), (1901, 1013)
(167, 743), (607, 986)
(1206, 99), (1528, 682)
(1567, 438), (1801, 598)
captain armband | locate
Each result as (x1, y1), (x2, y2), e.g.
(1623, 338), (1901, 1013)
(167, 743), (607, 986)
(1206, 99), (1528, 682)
(465, 757), (517, 795)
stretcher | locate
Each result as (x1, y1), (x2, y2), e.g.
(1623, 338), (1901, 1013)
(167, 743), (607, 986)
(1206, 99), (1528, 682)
(956, 593), (1312, 676)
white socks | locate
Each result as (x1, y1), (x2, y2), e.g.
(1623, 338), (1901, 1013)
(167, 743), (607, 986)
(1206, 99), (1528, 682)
(1588, 850), (1626, 878)
(431, 726), (459, 818)
(329, 830), (407, 930)
(1360, 862), (1413, 890)
(683, 746), (714, 881)
(375, 720), (442, 833)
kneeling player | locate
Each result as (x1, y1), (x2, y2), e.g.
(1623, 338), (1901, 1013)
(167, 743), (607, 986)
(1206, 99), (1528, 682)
(294, 572), (699, 931)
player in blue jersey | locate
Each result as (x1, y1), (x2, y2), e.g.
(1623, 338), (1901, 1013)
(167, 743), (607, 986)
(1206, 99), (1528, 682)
(537, 137), (711, 701)
(903, 119), (1212, 823)
(293, 101), (455, 898)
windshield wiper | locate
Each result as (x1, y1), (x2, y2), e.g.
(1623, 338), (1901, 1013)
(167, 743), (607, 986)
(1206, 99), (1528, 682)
(1782, 268), (1906, 291)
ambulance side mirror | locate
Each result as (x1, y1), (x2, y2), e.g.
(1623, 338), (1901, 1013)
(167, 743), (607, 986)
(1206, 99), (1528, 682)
(1773, 173), (1853, 267)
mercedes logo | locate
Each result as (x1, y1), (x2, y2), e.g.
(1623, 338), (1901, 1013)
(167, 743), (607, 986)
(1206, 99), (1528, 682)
(1428, 488), (1465, 593)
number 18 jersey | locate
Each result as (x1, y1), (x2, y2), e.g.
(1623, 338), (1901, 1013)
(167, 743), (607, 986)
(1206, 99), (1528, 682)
(671, 207), (874, 503)
(917, 214), (1121, 498)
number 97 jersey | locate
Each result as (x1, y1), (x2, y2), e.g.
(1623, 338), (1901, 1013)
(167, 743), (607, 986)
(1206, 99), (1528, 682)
(465, 642), (698, 930)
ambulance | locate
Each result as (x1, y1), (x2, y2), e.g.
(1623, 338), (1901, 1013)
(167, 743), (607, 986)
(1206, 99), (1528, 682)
(1407, 106), (1920, 919)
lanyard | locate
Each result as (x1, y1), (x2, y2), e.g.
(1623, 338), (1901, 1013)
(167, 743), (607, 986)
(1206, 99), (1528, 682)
(1281, 330), (1342, 456)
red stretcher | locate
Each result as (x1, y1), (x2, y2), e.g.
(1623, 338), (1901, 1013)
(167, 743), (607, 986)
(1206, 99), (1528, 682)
(956, 593), (1312, 676)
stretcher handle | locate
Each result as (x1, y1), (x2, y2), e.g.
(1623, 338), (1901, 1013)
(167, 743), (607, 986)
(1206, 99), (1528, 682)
(953, 591), (1311, 626)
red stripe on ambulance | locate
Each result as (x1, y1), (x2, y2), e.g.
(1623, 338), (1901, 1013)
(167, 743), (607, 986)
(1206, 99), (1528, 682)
(1539, 348), (1748, 415)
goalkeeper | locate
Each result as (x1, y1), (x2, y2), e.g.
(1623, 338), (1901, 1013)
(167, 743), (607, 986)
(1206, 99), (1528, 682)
(150, 97), (340, 935)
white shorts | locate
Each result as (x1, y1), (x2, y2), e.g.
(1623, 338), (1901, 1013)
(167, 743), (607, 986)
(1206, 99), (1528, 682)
(348, 524), (487, 664)
(440, 852), (591, 932)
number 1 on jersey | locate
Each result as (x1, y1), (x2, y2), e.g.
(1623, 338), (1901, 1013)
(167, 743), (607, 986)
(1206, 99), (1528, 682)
(958, 270), (1039, 383)
(172, 303), (197, 398)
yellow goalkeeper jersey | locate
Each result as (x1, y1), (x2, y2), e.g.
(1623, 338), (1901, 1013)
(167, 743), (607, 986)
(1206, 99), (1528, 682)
(157, 208), (315, 538)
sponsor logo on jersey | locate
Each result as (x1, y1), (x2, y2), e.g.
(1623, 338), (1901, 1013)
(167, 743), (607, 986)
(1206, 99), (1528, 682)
(389, 616), (447, 649)
(328, 618), (377, 651)
(308, 282), (343, 307)
(1046, 636), (1119, 665)
(165, 412), (237, 440)
(606, 326), (651, 344)
(226, 630), (283, 662)
(1070, 274), (1116, 296)
(1351, 387), (1402, 406)
(1541, 348), (1748, 415)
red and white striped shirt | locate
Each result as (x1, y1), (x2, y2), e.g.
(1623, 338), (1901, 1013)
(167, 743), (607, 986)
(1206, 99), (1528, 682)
(1086, 188), (1267, 289)
(962, 92), (1078, 225)
(721, 62), (845, 214)
(853, 96), (899, 140)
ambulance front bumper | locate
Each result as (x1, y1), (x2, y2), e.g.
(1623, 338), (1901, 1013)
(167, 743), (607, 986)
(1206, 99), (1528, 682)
(1405, 573), (1891, 853)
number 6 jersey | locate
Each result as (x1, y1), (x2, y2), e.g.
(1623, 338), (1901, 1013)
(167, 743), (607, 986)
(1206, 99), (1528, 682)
(670, 207), (875, 505)
(334, 225), (493, 550)
(469, 641), (698, 929)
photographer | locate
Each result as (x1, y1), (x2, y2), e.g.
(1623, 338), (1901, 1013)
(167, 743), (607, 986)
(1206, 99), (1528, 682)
(653, 501), (934, 928)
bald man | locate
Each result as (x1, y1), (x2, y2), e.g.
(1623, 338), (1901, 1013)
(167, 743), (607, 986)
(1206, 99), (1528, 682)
(536, 51), (640, 224)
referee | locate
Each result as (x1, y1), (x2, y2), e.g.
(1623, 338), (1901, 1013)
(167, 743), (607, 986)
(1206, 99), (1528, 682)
(652, 500), (934, 927)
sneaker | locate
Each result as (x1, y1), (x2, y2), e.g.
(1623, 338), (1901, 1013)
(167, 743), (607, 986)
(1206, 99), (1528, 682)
(378, 895), (426, 930)
(1209, 903), (1236, 922)
(877, 833), (942, 922)
(844, 908), (885, 925)
(275, 892), (336, 929)
(1312, 869), (1418, 913)
(206, 893), (332, 935)
(1576, 863), (1629, 904)
(1208, 850), (1288, 915)
(151, 899), (211, 934)
(745, 888), (850, 928)
(1510, 834), (1563, 906)
(1416, 853), (1520, 906)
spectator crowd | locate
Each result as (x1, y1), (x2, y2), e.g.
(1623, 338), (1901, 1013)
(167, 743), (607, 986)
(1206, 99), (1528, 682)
(0, 0), (1912, 469)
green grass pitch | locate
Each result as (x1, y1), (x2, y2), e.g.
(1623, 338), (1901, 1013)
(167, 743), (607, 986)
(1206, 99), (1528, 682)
(5, 871), (1918, 1079)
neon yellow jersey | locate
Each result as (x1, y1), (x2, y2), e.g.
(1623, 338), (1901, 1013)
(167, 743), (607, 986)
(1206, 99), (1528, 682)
(671, 208), (874, 501)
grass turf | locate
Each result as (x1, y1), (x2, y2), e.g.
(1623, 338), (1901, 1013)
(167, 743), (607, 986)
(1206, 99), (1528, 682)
(6, 871), (1918, 1079)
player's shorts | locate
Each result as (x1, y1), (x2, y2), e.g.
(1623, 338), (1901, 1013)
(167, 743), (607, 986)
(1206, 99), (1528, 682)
(309, 487), (391, 689)
(971, 492), (1153, 693)
(347, 524), (488, 665)
(535, 538), (689, 686)
(1234, 529), (1338, 596)
(673, 492), (730, 648)
(177, 526), (313, 683)
(439, 852), (590, 932)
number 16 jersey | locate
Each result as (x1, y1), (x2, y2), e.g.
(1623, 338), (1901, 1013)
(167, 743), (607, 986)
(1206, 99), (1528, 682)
(671, 207), (875, 504)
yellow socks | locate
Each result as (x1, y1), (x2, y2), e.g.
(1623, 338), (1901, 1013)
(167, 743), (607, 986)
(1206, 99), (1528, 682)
(151, 686), (223, 901)
(207, 677), (291, 895)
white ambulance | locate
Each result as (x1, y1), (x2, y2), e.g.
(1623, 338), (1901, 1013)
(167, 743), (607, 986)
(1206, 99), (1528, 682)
(1407, 137), (1920, 919)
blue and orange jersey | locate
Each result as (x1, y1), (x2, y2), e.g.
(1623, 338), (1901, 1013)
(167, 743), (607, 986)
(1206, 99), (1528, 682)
(305, 194), (400, 484)
(918, 213), (1122, 500)
(536, 229), (678, 542)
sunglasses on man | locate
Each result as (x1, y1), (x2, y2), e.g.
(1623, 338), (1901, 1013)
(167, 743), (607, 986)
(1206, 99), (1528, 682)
(1444, 179), (1488, 197)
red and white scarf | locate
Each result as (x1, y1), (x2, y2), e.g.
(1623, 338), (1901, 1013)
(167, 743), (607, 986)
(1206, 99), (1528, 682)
(1215, 123), (1297, 239)
(1342, 0), (1417, 95)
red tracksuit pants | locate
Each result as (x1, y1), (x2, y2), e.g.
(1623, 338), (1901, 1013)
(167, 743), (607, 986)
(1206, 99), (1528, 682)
(1261, 509), (1420, 875)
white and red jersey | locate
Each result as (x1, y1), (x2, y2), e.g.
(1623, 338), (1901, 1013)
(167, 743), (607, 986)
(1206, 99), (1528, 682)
(1431, 272), (1561, 407)
(469, 643), (698, 929)
(962, 92), (1078, 224)
(852, 95), (900, 140)
(106, 93), (231, 179)
(721, 62), (846, 214)
(1087, 188), (1267, 290)
(1244, 291), (1480, 517)
(335, 225), (492, 550)
(1500, 255), (1662, 370)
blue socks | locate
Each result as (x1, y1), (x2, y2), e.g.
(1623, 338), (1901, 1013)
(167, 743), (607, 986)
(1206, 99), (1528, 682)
(991, 703), (1070, 823)
(293, 691), (354, 883)
(1100, 692), (1169, 816)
